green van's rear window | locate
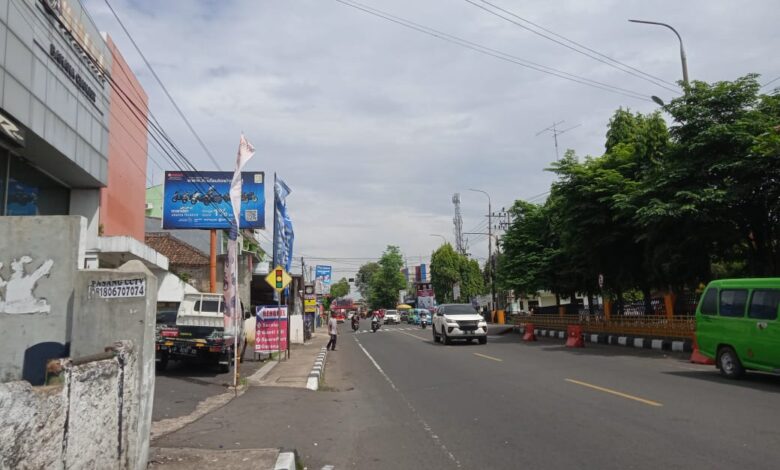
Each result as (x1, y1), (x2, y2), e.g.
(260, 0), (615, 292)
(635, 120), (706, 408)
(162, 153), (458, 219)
(749, 290), (780, 320)
(719, 290), (748, 317)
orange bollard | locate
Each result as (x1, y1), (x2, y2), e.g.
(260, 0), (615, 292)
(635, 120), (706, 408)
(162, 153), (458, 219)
(690, 338), (715, 365)
(522, 323), (536, 342)
(565, 325), (584, 348)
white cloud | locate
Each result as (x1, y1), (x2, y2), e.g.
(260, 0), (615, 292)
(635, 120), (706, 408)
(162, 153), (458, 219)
(86, 0), (780, 276)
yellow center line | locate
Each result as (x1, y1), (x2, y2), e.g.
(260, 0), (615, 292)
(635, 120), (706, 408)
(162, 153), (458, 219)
(565, 378), (663, 407)
(473, 352), (503, 362)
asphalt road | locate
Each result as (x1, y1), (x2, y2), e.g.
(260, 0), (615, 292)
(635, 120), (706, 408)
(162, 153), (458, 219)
(153, 349), (265, 422)
(155, 320), (780, 469)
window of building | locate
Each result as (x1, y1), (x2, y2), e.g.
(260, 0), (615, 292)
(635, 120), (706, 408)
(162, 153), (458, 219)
(4, 156), (69, 216)
(719, 289), (748, 318)
(748, 290), (780, 320)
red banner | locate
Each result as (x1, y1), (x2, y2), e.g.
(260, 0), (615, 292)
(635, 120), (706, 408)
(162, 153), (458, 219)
(255, 306), (288, 353)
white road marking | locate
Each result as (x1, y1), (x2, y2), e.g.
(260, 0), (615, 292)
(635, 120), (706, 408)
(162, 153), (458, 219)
(354, 336), (462, 468)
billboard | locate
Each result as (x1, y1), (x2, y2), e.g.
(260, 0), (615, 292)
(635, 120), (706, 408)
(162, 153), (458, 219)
(315, 265), (332, 294)
(255, 306), (288, 353)
(162, 171), (265, 229)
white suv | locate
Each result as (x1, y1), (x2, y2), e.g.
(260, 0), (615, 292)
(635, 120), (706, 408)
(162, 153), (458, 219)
(432, 304), (488, 345)
(383, 309), (401, 325)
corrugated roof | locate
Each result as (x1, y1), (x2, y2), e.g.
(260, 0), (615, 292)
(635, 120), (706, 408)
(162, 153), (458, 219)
(145, 232), (209, 266)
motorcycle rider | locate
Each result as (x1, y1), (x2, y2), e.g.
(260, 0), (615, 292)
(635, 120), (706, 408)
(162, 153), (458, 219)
(371, 311), (382, 331)
(351, 313), (360, 331)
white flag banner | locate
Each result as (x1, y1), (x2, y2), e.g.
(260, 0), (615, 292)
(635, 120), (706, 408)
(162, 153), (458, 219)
(229, 134), (256, 227)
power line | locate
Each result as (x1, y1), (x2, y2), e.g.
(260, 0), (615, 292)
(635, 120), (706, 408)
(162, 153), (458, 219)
(333, 0), (652, 102)
(762, 75), (780, 88)
(102, 0), (223, 170)
(468, 0), (680, 93)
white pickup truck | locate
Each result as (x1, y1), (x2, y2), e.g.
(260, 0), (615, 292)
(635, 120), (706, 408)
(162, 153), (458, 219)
(155, 293), (242, 372)
(432, 304), (489, 345)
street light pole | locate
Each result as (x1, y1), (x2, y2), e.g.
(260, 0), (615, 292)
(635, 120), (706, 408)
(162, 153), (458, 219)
(628, 19), (689, 85)
(429, 234), (448, 245)
(468, 188), (495, 316)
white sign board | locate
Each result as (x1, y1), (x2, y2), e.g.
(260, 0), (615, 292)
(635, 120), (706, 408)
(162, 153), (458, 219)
(89, 279), (146, 298)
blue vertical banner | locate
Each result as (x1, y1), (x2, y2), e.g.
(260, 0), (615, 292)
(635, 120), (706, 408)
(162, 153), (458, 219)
(420, 264), (427, 282)
(272, 174), (294, 272)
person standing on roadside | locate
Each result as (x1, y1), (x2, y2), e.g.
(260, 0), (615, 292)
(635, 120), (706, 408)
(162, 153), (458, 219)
(326, 313), (338, 351)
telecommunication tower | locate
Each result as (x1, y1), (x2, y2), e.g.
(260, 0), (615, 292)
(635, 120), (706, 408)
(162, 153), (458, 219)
(452, 193), (468, 255)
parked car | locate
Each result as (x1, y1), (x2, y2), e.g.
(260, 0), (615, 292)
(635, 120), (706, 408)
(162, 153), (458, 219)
(383, 309), (401, 325)
(432, 304), (489, 345)
(695, 278), (780, 379)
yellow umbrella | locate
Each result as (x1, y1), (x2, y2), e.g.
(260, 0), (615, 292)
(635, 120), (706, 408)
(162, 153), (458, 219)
(396, 304), (413, 310)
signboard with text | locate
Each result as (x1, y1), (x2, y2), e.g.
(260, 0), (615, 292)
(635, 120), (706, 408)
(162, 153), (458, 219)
(255, 306), (288, 353)
(315, 265), (332, 294)
(162, 171), (265, 229)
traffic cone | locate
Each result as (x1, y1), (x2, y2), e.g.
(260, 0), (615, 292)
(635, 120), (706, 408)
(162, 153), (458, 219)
(690, 338), (715, 365)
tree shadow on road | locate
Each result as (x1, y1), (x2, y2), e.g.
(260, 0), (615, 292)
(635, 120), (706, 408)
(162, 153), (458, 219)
(663, 370), (780, 393)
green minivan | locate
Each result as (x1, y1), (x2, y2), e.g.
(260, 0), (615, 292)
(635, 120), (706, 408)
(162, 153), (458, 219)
(696, 278), (780, 379)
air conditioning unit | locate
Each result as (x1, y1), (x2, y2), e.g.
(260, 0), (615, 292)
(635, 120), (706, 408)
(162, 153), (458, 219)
(145, 203), (153, 210)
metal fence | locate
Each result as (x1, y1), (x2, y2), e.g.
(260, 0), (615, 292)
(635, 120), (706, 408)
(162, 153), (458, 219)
(513, 313), (695, 339)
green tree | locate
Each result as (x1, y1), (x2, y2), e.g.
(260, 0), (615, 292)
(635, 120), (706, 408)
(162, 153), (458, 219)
(330, 277), (350, 299)
(368, 246), (406, 309)
(430, 244), (485, 302)
(355, 262), (379, 299)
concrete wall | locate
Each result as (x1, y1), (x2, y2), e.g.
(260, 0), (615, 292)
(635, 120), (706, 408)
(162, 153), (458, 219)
(71, 260), (157, 469)
(0, 216), (86, 384)
(100, 35), (147, 242)
(0, 341), (147, 470)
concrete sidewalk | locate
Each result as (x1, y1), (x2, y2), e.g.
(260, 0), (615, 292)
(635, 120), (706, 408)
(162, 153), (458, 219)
(251, 331), (330, 388)
(149, 328), (332, 468)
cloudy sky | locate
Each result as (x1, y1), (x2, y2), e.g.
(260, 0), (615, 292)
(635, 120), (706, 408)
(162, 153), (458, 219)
(84, 0), (779, 278)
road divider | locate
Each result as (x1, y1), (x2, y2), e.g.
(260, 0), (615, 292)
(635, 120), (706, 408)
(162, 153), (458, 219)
(565, 378), (663, 407)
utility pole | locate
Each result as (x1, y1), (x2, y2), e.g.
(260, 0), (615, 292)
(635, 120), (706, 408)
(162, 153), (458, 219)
(468, 188), (495, 317)
(536, 121), (581, 159)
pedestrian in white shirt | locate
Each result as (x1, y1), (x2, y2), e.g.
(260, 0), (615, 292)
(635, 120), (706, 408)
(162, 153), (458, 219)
(326, 314), (338, 351)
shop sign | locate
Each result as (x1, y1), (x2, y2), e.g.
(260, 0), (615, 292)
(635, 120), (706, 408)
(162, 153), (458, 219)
(0, 109), (25, 147)
(89, 279), (147, 299)
(49, 44), (97, 103)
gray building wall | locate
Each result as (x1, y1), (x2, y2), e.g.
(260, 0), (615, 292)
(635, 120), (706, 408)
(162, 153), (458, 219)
(1, 0), (111, 187)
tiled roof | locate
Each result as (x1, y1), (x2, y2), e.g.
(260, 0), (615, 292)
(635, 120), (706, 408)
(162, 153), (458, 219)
(145, 232), (209, 266)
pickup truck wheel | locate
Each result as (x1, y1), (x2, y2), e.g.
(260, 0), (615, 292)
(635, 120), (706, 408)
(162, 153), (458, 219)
(479, 337), (488, 345)
(443, 328), (451, 345)
(433, 328), (440, 343)
(218, 352), (232, 373)
(156, 353), (168, 372)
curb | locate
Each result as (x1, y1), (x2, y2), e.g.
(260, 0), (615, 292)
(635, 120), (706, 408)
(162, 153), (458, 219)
(521, 326), (692, 353)
(273, 449), (297, 470)
(306, 347), (328, 391)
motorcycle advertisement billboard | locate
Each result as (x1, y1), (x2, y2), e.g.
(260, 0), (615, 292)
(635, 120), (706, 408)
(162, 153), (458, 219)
(162, 171), (265, 229)
(315, 265), (332, 294)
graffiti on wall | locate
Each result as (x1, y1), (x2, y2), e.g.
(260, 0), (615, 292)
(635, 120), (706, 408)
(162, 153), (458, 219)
(0, 256), (54, 314)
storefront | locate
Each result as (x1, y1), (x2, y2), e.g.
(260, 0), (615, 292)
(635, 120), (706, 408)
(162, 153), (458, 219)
(1, 0), (111, 227)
